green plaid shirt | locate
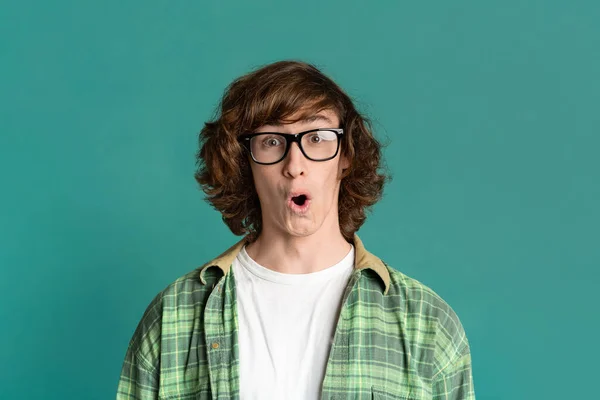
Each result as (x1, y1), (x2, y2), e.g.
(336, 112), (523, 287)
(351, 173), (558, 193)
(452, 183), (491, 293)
(117, 234), (475, 399)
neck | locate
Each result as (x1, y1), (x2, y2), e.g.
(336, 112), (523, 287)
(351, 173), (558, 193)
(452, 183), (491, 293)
(245, 226), (352, 275)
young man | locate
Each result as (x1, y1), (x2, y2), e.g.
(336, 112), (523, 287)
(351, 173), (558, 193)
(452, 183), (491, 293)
(117, 61), (475, 400)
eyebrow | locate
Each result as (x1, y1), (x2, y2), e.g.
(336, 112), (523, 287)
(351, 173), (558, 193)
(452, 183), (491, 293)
(268, 114), (333, 127)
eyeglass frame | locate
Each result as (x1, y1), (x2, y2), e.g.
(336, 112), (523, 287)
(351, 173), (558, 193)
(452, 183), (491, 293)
(238, 128), (345, 165)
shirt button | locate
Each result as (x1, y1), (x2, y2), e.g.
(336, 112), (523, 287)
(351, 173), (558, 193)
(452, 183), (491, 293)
(211, 342), (220, 349)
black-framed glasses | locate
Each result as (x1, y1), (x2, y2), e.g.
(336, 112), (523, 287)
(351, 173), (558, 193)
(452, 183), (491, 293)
(238, 128), (344, 165)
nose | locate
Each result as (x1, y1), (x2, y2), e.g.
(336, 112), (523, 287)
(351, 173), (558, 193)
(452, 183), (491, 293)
(282, 141), (306, 177)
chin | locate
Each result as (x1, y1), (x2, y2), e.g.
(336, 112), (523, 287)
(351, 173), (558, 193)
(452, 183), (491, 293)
(283, 218), (323, 237)
(284, 225), (314, 237)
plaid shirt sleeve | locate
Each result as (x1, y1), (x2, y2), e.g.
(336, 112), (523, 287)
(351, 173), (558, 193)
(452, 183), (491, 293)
(432, 345), (475, 400)
(116, 347), (159, 399)
(116, 292), (163, 400)
(394, 266), (476, 400)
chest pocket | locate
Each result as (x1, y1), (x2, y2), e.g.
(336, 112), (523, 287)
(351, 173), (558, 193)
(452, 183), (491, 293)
(371, 386), (422, 400)
(158, 387), (211, 400)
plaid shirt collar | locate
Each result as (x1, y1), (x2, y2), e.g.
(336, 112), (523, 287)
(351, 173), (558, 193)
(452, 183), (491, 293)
(199, 233), (391, 295)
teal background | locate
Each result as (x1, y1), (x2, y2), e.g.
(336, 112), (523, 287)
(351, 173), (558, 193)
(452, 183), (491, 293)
(1, 1), (598, 399)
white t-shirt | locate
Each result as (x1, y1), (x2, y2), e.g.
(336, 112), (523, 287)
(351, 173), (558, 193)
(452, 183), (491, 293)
(232, 244), (355, 400)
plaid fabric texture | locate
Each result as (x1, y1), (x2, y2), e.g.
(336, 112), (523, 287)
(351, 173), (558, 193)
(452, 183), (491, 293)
(117, 234), (475, 399)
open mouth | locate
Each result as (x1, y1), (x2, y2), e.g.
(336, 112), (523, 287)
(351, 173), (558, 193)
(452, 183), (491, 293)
(291, 194), (308, 206)
(288, 192), (311, 214)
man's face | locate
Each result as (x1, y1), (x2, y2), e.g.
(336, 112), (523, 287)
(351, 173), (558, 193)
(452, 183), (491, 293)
(249, 108), (350, 239)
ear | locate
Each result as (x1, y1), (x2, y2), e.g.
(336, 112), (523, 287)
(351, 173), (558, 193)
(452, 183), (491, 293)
(339, 153), (350, 174)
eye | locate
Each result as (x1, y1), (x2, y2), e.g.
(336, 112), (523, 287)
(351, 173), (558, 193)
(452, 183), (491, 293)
(308, 134), (322, 143)
(262, 136), (282, 147)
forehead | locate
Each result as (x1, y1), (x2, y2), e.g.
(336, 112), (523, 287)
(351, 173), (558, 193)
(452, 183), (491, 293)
(256, 108), (339, 131)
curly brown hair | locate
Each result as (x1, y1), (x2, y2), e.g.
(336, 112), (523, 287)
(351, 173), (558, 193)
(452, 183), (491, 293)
(194, 60), (391, 243)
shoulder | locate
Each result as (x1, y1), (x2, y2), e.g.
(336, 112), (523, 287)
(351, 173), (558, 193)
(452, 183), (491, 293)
(386, 265), (462, 326)
(158, 266), (222, 309)
(140, 266), (220, 317)
(125, 266), (222, 365)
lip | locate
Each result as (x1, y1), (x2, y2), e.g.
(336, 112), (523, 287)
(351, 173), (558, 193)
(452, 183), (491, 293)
(287, 190), (312, 215)
(287, 197), (311, 215)
(287, 190), (312, 201)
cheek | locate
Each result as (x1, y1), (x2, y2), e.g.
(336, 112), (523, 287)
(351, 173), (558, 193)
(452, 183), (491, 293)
(254, 179), (269, 202)
(327, 167), (342, 186)
(330, 170), (344, 197)
(251, 168), (278, 204)
(249, 167), (264, 197)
